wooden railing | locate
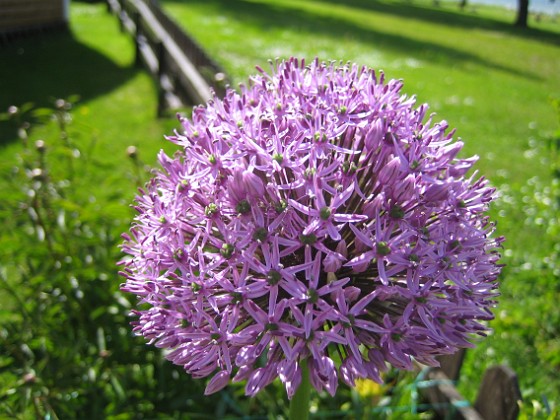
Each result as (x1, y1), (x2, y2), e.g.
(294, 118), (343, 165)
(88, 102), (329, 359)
(106, 0), (229, 115)
(419, 350), (522, 419)
(0, 0), (65, 31)
(0, 0), (68, 44)
(144, 0), (227, 90)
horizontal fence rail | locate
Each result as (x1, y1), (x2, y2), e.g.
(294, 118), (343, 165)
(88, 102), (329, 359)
(418, 350), (522, 419)
(145, 0), (227, 91)
(107, 0), (229, 115)
(0, 0), (65, 31)
(0, 0), (68, 45)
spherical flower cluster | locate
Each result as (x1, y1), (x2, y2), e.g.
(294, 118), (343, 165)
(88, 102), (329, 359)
(119, 58), (503, 398)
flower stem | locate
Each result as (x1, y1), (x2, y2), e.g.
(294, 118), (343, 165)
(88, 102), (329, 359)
(290, 358), (311, 420)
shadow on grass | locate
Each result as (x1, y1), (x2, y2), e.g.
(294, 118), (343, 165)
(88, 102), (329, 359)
(162, 0), (540, 80)
(0, 28), (139, 146)
(317, 0), (560, 47)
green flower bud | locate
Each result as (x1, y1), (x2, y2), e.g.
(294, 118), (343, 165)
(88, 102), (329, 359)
(274, 199), (288, 213)
(205, 203), (219, 216)
(320, 207), (332, 220)
(253, 227), (268, 242)
(220, 243), (235, 259)
(267, 269), (282, 286)
(376, 241), (391, 256)
(236, 199), (251, 214)
(389, 205), (405, 219)
(300, 233), (317, 245)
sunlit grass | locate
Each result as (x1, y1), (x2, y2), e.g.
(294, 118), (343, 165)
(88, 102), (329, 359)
(160, 0), (560, 413)
(161, 0), (559, 181)
(0, 3), (179, 324)
(0, 3), (179, 204)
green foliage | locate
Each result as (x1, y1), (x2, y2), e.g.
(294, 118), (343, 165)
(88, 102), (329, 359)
(0, 100), (220, 418)
(461, 100), (560, 418)
(0, 96), (423, 420)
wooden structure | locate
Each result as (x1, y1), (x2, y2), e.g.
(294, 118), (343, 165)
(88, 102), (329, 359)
(419, 350), (523, 419)
(0, 0), (69, 40)
(106, 0), (229, 115)
(475, 366), (523, 420)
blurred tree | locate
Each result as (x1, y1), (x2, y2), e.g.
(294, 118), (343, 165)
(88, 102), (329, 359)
(515, 0), (530, 27)
(516, 0), (557, 27)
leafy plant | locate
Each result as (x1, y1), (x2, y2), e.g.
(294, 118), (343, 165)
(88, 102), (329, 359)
(0, 100), (220, 419)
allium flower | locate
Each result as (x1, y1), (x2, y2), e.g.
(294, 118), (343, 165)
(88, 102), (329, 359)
(119, 58), (503, 398)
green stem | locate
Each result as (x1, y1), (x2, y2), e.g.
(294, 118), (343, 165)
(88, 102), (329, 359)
(290, 358), (311, 420)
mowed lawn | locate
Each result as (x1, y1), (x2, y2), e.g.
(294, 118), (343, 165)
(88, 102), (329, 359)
(0, 4), (180, 205)
(161, 0), (560, 412)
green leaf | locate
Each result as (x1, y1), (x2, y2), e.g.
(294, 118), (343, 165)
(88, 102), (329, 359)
(110, 374), (126, 401)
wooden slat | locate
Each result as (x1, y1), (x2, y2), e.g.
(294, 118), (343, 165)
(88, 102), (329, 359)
(144, 0), (228, 95)
(109, 0), (230, 112)
(137, 35), (159, 75)
(420, 369), (483, 420)
(132, 0), (212, 105)
(474, 365), (522, 420)
(437, 349), (467, 382)
(0, 0), (64, 32)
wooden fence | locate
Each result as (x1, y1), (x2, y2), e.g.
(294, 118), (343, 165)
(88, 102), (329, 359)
(106, 0), (229, 115)
(0, 0), (68, 43)
(419, 350), (522, 419)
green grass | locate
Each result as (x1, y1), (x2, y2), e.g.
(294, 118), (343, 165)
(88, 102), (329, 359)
(0, 3), (180, 309)
(0, 0), (179, 354)
(160, 0), (559, 183)
(0, 3), (179, 206)
(0, 3), (203, 418)
(160, 0), (560, 414)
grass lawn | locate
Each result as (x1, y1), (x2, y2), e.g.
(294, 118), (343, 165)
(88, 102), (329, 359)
(0, 0), (559, 417)
(0, 3), (179, 206)
(162, 0), (560, 414)
(0, 3), (199, 418)
(0, 1), (179, 315)
(160, 0), (560, 183)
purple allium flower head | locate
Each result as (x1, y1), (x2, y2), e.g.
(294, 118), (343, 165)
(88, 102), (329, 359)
(119, 58), (504, 398)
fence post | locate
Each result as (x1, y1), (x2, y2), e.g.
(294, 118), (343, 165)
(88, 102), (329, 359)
(110, 0), (225, 111)
(133, 11), (142, 68)
(156, 41), (166, 117)
(116, 0), (125, 32)
(474, 365), (522, 420)
(419, 368), (483, 420)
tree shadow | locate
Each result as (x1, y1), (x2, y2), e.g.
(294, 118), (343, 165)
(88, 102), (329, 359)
(0, 28), (139, 146)
(162, 0), (542, 80)
(317, 0), (560, 47)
